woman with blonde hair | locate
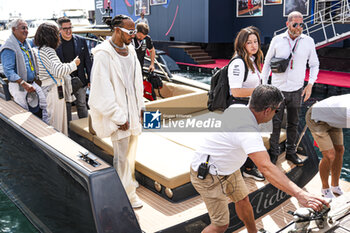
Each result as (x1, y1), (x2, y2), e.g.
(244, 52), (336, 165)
(34, 22), (80, 135)
(228, 26), (265, 180)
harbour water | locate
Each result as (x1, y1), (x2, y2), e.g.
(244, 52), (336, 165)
(0, 70), (349, 232)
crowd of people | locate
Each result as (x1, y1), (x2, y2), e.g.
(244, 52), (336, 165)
(0, 10), (348, 233)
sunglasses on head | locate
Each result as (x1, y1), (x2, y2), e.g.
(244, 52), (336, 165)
(292, 23), (304, 28)
(116, 27), (136, 35)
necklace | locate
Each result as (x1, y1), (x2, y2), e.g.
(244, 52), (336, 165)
(109, 39), (126, 50)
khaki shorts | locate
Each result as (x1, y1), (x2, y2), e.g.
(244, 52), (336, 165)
(190, 167), (249, 226)
(305, 107), (343, 152)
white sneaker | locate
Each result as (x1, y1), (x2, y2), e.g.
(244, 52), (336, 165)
(131, 196), (143, 209)
(321, 188), (335, 199)
(331, 186), (344, 196)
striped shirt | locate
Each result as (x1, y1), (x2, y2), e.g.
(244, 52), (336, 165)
(37, 46), (76, 85)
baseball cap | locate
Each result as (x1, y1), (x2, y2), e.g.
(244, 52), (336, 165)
(26, 92), (40, 113)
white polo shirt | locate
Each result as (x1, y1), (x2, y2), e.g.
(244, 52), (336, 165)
(311, 94), (350, 128)
(228, 57), (261, 91)
(261, 31), (319, 92)
(191, 105), (266, 176)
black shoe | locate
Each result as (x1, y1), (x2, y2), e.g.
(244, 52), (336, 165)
(286, 152), (304, 166)
(242, 167), (265, 181)
(268, 150), (279, 165)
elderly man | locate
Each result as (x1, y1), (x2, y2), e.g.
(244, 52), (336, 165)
(88, 15), (145, 209)
(261, 11), (319, 165)
(306, 94), (350, 198)
(0, 19), (48, 123)
(132, 22), (155, 72)
(56, 16), (92, 122)
(191, 85), (328, 233)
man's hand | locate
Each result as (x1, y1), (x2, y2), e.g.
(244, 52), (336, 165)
(118, 121), (129, 131)
(149, 64), (155, 72)
(302, 83), (313, 102)
(295, 190), (329, 212)
(23, 82), (35, 93)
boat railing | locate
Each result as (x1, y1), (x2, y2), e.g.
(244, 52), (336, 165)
(273, 0), (350, 49)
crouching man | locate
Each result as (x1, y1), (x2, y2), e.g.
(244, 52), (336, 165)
(190, 85), (328, 233)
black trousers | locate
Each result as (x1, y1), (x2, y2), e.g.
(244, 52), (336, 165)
(269, 88), (303, 155)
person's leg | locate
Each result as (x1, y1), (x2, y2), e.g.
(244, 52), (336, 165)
(285, 89), (302, 154)
(269, 99), (285, 162)
(331, 144), (344, 187)
(227, 170), (256, 233)
(127, 135), (139, 183)
(190, 169), (229, 233)
(74, 87), (88, 118)
(66, 102), (72, 122)
(235, 196), (257, 233)
(112, 136), (141, 208)
(202, 224), (228, 233)
(33, 83), (49, 124)
(319, 148), (335, 189)
(328, 129), (344, 188)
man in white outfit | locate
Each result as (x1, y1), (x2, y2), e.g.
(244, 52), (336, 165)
(88, 15), (145, 209)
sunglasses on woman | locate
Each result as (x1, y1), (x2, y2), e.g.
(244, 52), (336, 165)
(116, 27), (136, 35)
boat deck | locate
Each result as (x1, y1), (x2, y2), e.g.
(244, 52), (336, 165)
(235, 175), (350, 233)
(134, 152), (303, 233)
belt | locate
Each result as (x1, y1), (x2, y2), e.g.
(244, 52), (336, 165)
(11, 80), (34, 84)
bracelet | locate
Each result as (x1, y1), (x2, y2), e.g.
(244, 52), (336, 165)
(20, 80), (25, 85)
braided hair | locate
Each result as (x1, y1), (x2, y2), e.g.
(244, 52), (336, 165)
(110, 15), (132, 29)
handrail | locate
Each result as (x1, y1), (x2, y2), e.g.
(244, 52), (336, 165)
(273, 0), (350, 49)
(274, 0), (350, 38)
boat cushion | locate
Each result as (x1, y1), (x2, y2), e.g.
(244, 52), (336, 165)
(157, 82), (200, 98)
(145, 91), (208, 117)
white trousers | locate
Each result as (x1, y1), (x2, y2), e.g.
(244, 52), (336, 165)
(8, 82), (49, 124)
(112, 135), (139, 203)
(41, 84), (68, 136)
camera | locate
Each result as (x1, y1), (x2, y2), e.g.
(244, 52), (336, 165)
(57, 85), (64, 99)
(197, 162), (209, 180)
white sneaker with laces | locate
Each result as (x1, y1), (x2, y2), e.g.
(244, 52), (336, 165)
(331, 186), (344, 196)
(321, 188), (335, 199)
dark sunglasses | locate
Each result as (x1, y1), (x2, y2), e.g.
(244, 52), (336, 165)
(18, 26), (28, 30)
(292, 23), (304, 28)
(61, 27), (73, 31)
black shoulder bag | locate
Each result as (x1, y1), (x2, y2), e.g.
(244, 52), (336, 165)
(270, 41), (298, 73)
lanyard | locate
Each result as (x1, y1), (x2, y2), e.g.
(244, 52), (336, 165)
(38, 50), (62, 86)
(287, 38), (300, 69)
(132, 38), (143, 50)
(20, 45), (35, 72)
(252, 62), (261, 84)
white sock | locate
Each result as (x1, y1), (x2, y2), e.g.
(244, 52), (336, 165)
(321, 188), (335, 199)
(331, 186), (344, 195)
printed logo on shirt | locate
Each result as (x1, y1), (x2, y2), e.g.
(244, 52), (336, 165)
(143, 110), (161, 129)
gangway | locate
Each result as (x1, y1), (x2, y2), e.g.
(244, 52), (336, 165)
(273, 0), (350, 50)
